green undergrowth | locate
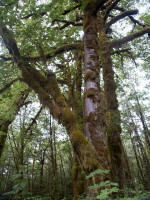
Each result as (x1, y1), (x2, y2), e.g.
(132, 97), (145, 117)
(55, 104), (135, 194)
(76, 169), (150, 200)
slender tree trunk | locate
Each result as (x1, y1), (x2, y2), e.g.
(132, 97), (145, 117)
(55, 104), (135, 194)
(26, 163), (31, 193)
(39, 159), (44, 191)
(31, 157), (35, 193)
(72, 52), (85, 199)
(127, 104), (150, 189)
(129, 130), (145, 187)
(49, 116), (59, 199)
(134, 91), (150, 150)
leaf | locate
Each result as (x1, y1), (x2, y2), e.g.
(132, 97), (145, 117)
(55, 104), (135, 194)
(0, 131), (7, 135)
(86, 169), (110, 179)
(12, 173), (22, 181)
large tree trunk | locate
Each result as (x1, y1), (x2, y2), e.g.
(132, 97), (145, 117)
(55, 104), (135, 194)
(83, 8), (111, 197)
(83, 8), (109, 170)
(98, 14), (126, 188)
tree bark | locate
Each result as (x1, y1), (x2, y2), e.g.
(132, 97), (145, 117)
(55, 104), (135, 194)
(98, 14), (126, 188)
(83, 8), (109, 168)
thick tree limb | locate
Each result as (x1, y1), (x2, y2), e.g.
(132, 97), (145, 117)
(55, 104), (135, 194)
(52, 19), (81, 24)
(114, 7), (145, 27)
(106, 10), (138, 31)
(110, 27), (150, 49)
(23, 42), (83, 62)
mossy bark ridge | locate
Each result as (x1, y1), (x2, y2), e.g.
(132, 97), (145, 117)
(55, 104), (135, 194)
(83, 5), (111, 197)
(83, 10), (109, 168)
(98, 14), (126, 188)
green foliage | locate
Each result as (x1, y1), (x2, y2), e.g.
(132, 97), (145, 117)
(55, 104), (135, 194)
(84, 169), (119, 200)
(86, 169), (110, 180)
(80, 169), (150, 200)
(0, 131), (7, 135)
(4, 172), (29, 199)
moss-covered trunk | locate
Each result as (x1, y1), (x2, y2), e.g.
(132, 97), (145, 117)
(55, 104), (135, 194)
(0, 90), (28, 159)
(82, 9), (110, 197)
(98, 15), (125, 188)
(83, 9), (109, 168)
(72, 52), (85, 199)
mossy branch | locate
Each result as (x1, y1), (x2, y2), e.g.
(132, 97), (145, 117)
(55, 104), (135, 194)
(110, 27), (150, 49)
(106, 9), (138, 31)
(23, 42), (83, 62)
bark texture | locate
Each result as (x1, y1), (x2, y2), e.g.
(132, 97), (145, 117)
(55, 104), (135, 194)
(83, 8), (110, 197)
(98, 14), (125, 188)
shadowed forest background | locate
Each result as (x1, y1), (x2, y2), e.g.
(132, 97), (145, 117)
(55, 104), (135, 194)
(0, 0), (150, 199)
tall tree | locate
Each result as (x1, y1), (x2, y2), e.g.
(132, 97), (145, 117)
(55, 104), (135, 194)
(0, 0), (150, 198)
